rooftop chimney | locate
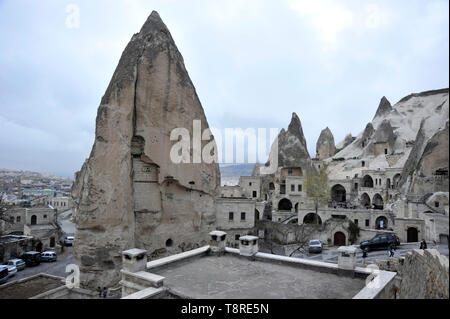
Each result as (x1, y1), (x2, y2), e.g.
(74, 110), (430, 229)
(209, 230), (227, 255)
(239, 235), (259, 257)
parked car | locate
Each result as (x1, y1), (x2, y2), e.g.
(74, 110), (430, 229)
(308, 239), (323, 253)
(40, 251), (57, 262)
(360, 233), (400, 252)
(4, 265), (17, 277)
(20, 251), (41, 266)
(8, 258), (26, 271)
(64, 236), (74, 246)
(0, 266), (9, 284)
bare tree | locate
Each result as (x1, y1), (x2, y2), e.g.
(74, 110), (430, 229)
(0, 192), (13, 236)
(304, 167), (330, 224)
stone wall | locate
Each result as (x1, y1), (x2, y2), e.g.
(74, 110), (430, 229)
(377, 249), (449, 299)
(256, 218), (353, 247)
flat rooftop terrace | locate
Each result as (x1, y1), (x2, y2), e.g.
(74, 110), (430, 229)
(151, 253), (366, 299)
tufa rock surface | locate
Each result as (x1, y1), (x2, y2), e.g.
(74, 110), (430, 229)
(267, 113), (312, 169)
(373, 96), (392, 119)
(71, 11), (220, 289)
(316, 127), (336, 160)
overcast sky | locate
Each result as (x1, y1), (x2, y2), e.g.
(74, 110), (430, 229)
(0, 0), (448, 178)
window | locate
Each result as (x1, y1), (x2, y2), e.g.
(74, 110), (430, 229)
(435, 201), (439, 208)
(249, 182), (252, 186)
(10, 216), (14, 223)
(362, 161), (365, 167)
(228, 212), (234, 221)
(43, 215), (47, 219)
(235, 234), (240, 241)
(288, 168), (293, 175)
(16, 216), (21, 222)
(384, 149), (388, 155)
(252, 191), (257, 198)
(291, 184), (295, 192)
(354, 219), (358, 225)
(298, 184), (302, 192)
(365, 219), (370, 227)
(241, 212), (246, 221)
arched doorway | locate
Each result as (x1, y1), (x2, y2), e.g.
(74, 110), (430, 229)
(303, 213), (322, 225)
(393, 174), (401, 189)
(254, 209), (260, 221)
(334, 232), (346, 246)
(361, 193), (371, 208)
(31, 215), (37, 225)
(372, 194), (384, 210)
(375, 216), (388, 229)
(278, 198), (292, 211)
(331, 184), (346, 203)
(362, 175), (374, 188)
(407, 227), (418, 242)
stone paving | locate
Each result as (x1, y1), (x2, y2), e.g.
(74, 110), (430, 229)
(152, 254), (366, 299)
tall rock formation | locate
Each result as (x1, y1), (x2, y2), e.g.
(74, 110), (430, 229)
(266, 112), (312, 169)
(316, 127), (336, 160)
(373, 96), (392, 119)
(71, 11), (220, 289)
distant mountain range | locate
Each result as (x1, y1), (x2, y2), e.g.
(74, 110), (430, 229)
(219, 163), (256, 186)
(219, 163), (255, 178)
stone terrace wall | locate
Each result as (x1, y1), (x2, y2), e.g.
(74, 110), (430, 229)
(377, 249), (449, 299)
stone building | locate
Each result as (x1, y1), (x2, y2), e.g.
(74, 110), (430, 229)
(45, 196), (72, 212)
(226, 88), (449, 247)
(2, 206), (60, 251)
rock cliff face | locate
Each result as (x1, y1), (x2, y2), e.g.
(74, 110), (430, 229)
(267, 113), (312, 169)
(373, 96), (392, 119)
(72, 11), (220, 289)
(316, 127), (336, 160)
(326, 89), (448, 181)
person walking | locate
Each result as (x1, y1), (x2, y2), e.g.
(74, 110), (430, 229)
(420, 239), (427, 249)
(362, 249), (368, 265)
(102, 287), (108, 298)
(388, 243), (394, 257)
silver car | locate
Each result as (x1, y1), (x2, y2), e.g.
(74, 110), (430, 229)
(40, 251), (57, 262)
(0, 264), (17, 277)
(8, 258), (26, 271)
(64, 236), (74, 246)
(308, 239), (323, 253)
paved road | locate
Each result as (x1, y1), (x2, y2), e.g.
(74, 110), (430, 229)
(4, 246), (74, 284)
(288, 242), (449, 265)
(57, 209), (75, 235)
